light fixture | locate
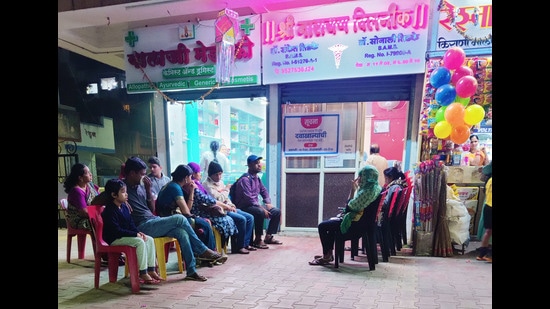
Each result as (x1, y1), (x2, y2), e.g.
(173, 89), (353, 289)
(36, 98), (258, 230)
(100, 77), (118, 91)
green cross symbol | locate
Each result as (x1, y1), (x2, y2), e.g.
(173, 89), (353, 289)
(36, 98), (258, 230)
(240, 18), (255, 36)
(125, 31), (139, 47)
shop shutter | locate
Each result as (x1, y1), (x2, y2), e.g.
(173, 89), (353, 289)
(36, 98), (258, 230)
(280, 74), (418, 104)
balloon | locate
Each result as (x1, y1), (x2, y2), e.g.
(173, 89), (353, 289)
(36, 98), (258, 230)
(443, 47), (466, 70)
(450, 124), (470, 144)
(455, 76), (478, 98)
(430, 67), (452, 88)
(434, 120), (452, 139)
(435, 84), (457, 106)
(451, 65), (473, 85)
(455, 96), (470, 107)
(435, 106), (447, 123)
(464, 104), (486, 125)
(444, 102), (465, 127)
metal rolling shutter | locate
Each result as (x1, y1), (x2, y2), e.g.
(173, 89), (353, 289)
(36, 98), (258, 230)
(279, 74), (417, 103)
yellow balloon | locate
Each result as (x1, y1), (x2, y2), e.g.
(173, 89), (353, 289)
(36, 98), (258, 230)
(464, 104), (486, 125)
(434, 120), (452, 139)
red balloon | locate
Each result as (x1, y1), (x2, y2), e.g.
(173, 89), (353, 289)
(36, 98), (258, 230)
(455, 76), (478, 98)
(450, 124), (470, 144)
(451, 66), (473, 85)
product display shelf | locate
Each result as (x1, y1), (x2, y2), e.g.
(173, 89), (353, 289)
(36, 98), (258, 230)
(229, 107), (264, 174)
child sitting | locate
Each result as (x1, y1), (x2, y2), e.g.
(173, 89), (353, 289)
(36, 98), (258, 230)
(101, 179), (163, 284)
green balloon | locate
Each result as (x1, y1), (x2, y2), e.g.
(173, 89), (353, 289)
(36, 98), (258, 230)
(455, 96), (470, 107)
(435, 106), (447, 122)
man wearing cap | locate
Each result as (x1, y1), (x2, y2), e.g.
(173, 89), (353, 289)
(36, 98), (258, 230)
(147, 156), (171, 199)
(123, 157), (224, 281)
(232, 155), (282, 249)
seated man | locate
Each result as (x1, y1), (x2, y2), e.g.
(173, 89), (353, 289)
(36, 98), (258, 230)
(232, 155), (282, 249)
(123, 157), (225, 282)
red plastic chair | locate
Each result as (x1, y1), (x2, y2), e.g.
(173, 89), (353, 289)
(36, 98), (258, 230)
(87, 205), (141, 293)
(60, 198), (96, 263)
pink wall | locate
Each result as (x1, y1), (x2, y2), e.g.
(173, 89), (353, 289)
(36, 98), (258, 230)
(369, 101), (408, 162)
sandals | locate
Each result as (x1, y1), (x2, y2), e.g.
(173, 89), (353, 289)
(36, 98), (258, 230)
(313, 255), (334, 262)
(198, 249), (223, 260)
(184, 272), (207, 282)
(148, 272), (165, 281)
(309, 256), (333, 266)
(237, 248), (250, 254)
(252, 242), (269, 249)
(245, 246), (257, 251)
(140, 274), (161, 284)
(264, 236), (283, 245)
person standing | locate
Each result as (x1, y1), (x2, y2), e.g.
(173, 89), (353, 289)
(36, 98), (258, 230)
(203, 161), (256, 254)
(147, 156), (171, 199)
(199, 141), (230, 182)
(476, 175), (492, 263)
(232, 155), (282, 249)
(101, 179), (162, 284)
(467, 134), (488, 166)
(122, 156), (224, 282)
(365, 144), (389, 187)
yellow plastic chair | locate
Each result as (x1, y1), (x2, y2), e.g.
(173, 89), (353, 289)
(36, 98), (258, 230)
(213, 228), (228, 255)
(153, 237), (184, 280)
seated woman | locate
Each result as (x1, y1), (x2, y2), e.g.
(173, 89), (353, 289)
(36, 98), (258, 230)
(378, 167), (406, 261)
(184, 162), (238, 257)
(63, 163), (100, 231)
(155, 164), (217, 251)
(202, 161), (256, 254)
(309, 165), (382, 265)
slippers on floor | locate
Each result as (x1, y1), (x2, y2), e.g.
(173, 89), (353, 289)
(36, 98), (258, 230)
(309, 258), (331, 266)
(184, 272), (207, 282)
(140, 278), (161, 285)
(313, 255), (334, 262)
(264, 236), (283, 245)
(252, 242), (269, 249)
(245, 246), (257, 251)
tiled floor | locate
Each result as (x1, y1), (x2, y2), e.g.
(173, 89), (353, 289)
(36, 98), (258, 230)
(58, 229), (491, 308)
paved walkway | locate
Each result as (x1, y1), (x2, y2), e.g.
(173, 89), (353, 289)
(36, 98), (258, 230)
(58, 229), (492, 309)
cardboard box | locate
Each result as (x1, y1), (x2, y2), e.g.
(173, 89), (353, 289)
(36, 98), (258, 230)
(455, 187), (479, 201)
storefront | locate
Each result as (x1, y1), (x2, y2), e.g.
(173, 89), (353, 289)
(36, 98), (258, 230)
(122, 0), (432, 235)
(415, 0), (492, 255)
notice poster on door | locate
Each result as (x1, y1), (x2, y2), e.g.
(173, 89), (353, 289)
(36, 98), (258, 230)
(283, 114), (340, 156)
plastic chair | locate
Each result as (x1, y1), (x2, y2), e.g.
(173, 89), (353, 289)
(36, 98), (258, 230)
(213, 228), (228, 255)
(87, 205), (141, 294)
(335, 192), (383, 270)
(154, 237), (184, 280)
(60, 198), (96, 263)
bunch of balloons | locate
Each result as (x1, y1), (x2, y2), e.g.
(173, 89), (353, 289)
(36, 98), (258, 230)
(429, 47), (485, 144)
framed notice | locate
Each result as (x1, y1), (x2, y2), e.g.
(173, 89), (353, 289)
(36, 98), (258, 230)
(283, 113), (340, 156)
(373, 120), (390, 133)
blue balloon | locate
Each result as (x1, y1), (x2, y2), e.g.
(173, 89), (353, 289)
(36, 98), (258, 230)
(429, 67), (452, 88)
(435, 84), (457, 106)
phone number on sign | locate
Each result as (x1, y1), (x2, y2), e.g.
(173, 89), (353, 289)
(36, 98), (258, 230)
(274, 66), (315, 74)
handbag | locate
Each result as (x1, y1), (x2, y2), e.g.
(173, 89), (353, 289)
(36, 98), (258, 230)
(201, 203), (226, 217)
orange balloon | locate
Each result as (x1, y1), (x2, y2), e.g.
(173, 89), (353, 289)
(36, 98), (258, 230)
(450, 124), (470, 144)
(444, 103), (465, 127)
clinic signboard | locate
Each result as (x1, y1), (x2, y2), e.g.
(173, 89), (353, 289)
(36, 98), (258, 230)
(261, 0), (431, 84)
(123, 16), (262, 93)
